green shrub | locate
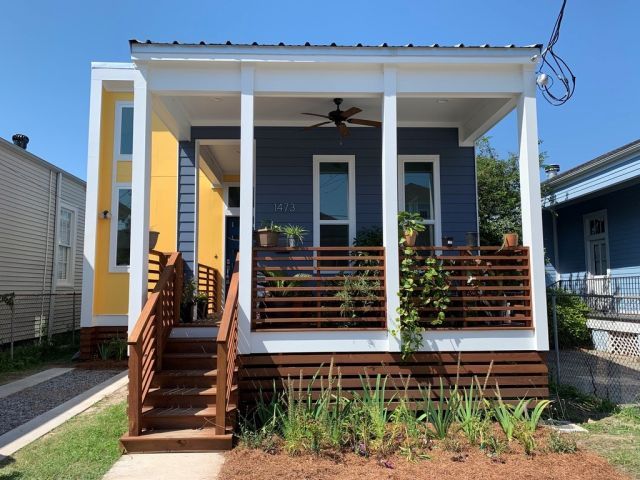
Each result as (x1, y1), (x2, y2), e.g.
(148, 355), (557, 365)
(547, 288), (592, 349)
(548, 431), (578, 454)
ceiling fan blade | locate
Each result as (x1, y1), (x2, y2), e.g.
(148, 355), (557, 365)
(304, 121), (332, 130)
(338, 123), (350, 137)
(301, 112), (331, 119)
(347, 118), (382, 127)
(340, 107), (362, 119)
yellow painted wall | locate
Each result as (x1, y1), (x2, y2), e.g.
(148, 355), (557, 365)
(197, 169), (225, 312)
(93, 91), (178, 316)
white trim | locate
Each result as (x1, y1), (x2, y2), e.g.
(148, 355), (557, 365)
(54, 202), (78, 288)
(92, 314), (128, 326)
(312, 155), (356, 247)
(113, 101), (134, 161)
(398, 155), (442, 246)
(223, 183), (240, 217)
(80, 75), (103, 329)
(108, 184), (132, 273)
(582, 209), (610, 278)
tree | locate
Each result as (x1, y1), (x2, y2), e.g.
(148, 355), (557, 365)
(476, 137), (548, 246)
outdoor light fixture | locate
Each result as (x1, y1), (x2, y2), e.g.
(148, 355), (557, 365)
(443, 236), (454, 247)
(536, 73), (550, 88)
(100, 210), (111, 220)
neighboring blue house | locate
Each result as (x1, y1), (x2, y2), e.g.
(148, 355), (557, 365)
(542, 139), (640, 285)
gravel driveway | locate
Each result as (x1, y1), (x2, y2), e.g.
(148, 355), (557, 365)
(0, 369), (122, 436)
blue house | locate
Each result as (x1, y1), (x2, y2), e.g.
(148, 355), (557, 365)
(543, 139), (640, 284)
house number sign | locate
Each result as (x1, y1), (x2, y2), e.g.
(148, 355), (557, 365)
(273, 203), (296, 212)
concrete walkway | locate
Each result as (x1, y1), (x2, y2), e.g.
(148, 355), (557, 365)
(103, 452), (225, 480)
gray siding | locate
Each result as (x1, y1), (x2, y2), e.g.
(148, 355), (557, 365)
(191, 127), (477, 246)
(177, 141), (196, 277)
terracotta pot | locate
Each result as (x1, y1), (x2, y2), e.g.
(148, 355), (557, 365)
(503, 233), (519, 248)
(404, 231), (417, 247)
(257, 229), (280, 248)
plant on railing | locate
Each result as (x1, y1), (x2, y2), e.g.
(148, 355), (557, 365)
(280, 224), (308, 247)
(262, 271), (311, 297)
(398, 211), (426, 247)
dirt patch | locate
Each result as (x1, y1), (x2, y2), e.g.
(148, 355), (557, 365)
(220, 445), (629, 480)
(76, 359), (128, 370)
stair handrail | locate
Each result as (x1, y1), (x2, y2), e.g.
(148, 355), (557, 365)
(216, 253), (239, 435)
(127, 251), (183, 436)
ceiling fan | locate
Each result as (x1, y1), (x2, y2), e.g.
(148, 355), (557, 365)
(302, 98), (382, 137)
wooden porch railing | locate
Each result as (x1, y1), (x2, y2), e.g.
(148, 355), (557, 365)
(148, 249), (169, 294)
(403, 246), (532, 329)
(198, 262), (219, 318)
(216, 254), (239, 435)
(253, 246), (387, 330)
(128, 252), (183, 436)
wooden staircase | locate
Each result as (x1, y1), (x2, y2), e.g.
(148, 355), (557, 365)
(121, 253), (240, 453)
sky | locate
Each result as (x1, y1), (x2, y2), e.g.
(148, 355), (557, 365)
(0, 0), (638, 180)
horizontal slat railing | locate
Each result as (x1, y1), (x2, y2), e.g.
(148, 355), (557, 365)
(402, 246), (532, 329)
(253, 246), (386, 330)
(197, 263), (218, 318)
(216, 254), (239, 435)
(128, 252), (183, 436)
(148, 250), (168, 294)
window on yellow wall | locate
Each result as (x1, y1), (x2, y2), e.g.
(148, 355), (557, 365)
(115, 102), (134, 160)
(110, 186), (132, 271)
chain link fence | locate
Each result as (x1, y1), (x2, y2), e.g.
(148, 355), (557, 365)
(0, 292), (81, 358)
(548, 276), (640, 404)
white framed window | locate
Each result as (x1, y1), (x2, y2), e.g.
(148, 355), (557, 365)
(583, 210), (609, 277)
(56, 204), (77, 287)
(223, 183), (240, 217)
(398, 155), (442, 246)
(114, 101), (134, 160)
(110, 185), (132, 272)
(313, 155), (356, 247)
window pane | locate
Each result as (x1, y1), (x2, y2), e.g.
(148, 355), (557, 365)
(116, 189), (132, 266)
(57, 246), (69, 280)
(319, 162), (348, 220)
(320, 224), (350, 247)
(228, 186), (240, 208)
(59, 209), (72, 246)
(120, 106), (134, 156)
(415, 225), (435, 247)
(404, 162), (434, 220)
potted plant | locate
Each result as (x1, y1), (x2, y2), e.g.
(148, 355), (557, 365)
(180, 280), (197, 323)
(398, 211), (426, 247)
(502, 232), (519, 248)
(195, 291), (209, 320)
(257, 220), (281, 248)
(281, 224), (308, 247)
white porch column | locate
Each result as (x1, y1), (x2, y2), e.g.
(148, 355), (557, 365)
(237, 65), (255, 354)
(127, 69), (153, 333)
(517, 65), (549, 351)
(382, 66), (401, 351)
(80, 73), (103, 329)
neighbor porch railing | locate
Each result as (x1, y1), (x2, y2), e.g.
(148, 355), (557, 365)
(403, 246), (532, 329)
(216, 254), (239, 435)
(128, 252), (183, 436)
(198, 262), (219, 318)
(252, 246), (386, 330)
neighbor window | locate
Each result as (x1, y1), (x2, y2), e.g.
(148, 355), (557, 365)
(56, 206), (75, 285)
(116, 103), (134, 158)
(112, 187), (132, 268)
(313, 156), (355, 247)
(227, 186), (240, 208)
(584, 211), (609, 276)
(399, 156), (440, 246)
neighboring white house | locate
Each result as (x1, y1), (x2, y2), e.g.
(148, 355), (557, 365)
(0, 135), (86, 344)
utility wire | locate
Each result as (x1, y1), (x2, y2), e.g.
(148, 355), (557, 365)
(537, 0), (576, 106)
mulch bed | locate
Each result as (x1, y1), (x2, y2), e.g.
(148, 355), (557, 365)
(220, 442), (629, 480)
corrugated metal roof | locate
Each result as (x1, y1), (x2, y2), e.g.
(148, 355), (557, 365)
(543, 138), (640, 187)
(130, 39), (542, 50)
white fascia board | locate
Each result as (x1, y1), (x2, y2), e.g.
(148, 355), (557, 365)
(91, 64), (138, 82)
(422, 329), (537, 351)
(130, 45), (540, 65)
(198, 144), (224, 187)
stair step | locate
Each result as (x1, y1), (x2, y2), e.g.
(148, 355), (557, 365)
(145, 387), (217, 407)
(165, 337), (216, 354)
(141, 405), (236, 429)
(121, 428), (232, 452)
(162, 353), (217, 370)
(153, 369), (217, 388)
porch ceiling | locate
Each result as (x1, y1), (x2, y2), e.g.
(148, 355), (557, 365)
(158, 94), (513, 135)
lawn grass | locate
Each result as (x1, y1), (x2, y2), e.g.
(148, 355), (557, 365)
(580, 406), (640, 479)
(0, 399), (127, 480)
(0, 333), (78, 384)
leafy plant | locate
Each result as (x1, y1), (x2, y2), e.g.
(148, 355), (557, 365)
(335, 273), (380, 318)
(97, 342), (111, 361)
(280, 224), (308, 245)
(456, 380), (491, 447)
(353, 226), (383, 247)
(547, 288), (592, 348)
(258, 220), (282, 232)
(419, 380), (458, 439)
(262, 271), (311, 297)
(398, 211), (426, 240)
(396, 247), (451, 357)
(349, 374), (393, 455)
(548, 431), (578, 454)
